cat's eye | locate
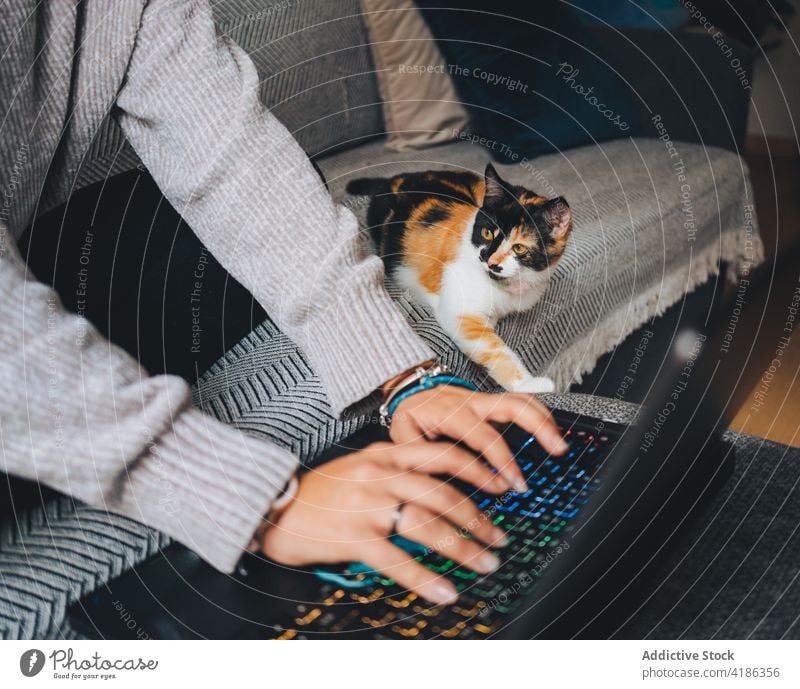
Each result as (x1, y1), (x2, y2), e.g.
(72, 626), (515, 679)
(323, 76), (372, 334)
(481, 227), (495, 241)
(512, 244), (528, 255)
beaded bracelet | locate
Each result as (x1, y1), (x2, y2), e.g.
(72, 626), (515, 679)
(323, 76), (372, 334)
(381, 373), (478, 427)
(379, 361), (447, 426)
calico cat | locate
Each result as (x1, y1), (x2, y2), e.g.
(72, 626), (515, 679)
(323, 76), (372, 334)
(347, 163), (572, 393)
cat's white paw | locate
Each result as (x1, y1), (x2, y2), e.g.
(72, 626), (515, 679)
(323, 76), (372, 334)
(510, 376), (555, 394)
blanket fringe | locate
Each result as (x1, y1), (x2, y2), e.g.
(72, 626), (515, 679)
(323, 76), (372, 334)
(549, 224), (765, 391)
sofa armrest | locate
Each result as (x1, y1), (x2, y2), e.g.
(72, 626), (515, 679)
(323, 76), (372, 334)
(591, 27), (754, 153)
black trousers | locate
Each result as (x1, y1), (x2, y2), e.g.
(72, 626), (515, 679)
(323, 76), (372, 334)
(7, 164), (374, 516)
(3, 170), (267, 517)
(20, 169), (266, 383)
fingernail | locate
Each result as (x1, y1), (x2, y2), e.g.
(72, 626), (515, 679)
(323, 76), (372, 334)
(502, 471), (520, 491)
(494, 530), (510, 547)
(430, 583), (459, 606)
(513, 477), (528, 493)
(556, 438), (568, 454)
(477, 552), (500, 573)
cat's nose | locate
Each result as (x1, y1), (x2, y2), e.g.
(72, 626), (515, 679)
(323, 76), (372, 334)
(488, 263), (503, 273)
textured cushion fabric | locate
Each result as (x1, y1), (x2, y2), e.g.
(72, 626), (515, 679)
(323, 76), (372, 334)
(358, 0), (470, 151)
(415, 0), (642, 159)
(212, 0), (384, 158)
(5, 392), (800, 639)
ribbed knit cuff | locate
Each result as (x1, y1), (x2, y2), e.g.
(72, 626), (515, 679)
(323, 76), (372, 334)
(115, 407), (299, 572)
(299, 275), (435, 419)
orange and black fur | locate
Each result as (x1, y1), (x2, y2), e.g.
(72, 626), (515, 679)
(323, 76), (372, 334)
(347, 164), (572, 392)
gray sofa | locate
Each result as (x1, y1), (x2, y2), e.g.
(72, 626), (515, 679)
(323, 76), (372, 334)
(191, 1), (762, 454)
(1, 0), (775, 639)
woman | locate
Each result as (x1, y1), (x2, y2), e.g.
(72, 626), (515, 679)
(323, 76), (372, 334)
(0, 0), (564, 606)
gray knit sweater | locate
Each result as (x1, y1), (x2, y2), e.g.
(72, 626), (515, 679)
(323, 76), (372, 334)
(0, 1), (433, 571)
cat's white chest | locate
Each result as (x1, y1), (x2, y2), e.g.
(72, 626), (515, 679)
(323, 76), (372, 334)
(394, 264), (441, 311)
(392, 210), (549, 321)
(439, 231), (548, 321)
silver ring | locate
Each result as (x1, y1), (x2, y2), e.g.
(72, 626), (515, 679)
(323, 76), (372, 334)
(389, 502), (406, 537)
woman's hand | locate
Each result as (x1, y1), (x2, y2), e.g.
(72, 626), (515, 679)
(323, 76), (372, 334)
(260, 441), (510, 605)
(389, 387), (568, 493)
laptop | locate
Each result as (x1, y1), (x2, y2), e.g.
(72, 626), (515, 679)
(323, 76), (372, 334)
(68, 248), (792, 639)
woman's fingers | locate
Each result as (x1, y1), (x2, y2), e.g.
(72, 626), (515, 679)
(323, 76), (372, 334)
(452, 415), (527, 492)
(471, 393), (568, 456)
(386, 441), (508, 494)
(362, 539), (459, 605)
(389, 472), (506, 547)
(387, 411), (426, 445)
(396, 504), (502, 574)
(389, 388), (567, 490)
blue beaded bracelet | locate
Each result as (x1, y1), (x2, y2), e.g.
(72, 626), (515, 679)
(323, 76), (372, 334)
(386, 374), (478, 421)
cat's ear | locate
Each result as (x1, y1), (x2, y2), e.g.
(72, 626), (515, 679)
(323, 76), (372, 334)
(541, 196), (572, 239)
(483, 163), (507, 207)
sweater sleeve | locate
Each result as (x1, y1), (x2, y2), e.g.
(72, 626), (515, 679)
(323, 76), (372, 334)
(114, 0), (433, 418)
(0, 224), (298, 572)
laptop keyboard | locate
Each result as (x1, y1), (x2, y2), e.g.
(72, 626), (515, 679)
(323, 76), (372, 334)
(270, 428), (614, 639)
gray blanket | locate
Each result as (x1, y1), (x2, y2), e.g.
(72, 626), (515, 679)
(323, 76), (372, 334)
(194, 136), (762, 461)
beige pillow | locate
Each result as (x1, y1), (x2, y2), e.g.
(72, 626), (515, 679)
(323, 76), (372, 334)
(359, 0), (470, 151)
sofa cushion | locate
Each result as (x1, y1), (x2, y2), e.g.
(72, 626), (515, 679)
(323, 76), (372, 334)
(212, 0), (384, 158)
(359, 0), (469, 152)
